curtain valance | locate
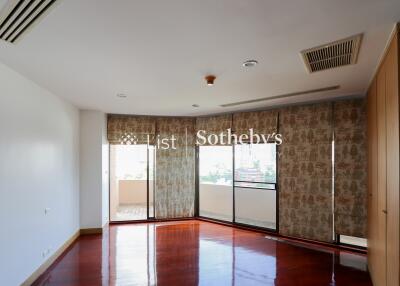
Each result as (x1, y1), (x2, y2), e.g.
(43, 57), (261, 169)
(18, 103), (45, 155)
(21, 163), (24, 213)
(233, 110), (278, 138)
(107, 115), (156, 145)
(156, 117), (195, 147)
(195, 114), (232, 145)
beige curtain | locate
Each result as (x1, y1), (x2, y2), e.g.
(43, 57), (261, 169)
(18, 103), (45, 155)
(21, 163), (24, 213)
(155, 117), (196, 218)
(278, 103), (333, 242)
(334, 99), (367, 238)
(233, 110), (278, 137)
(195, 114), (232, 145)
(107, 115), (156, 144)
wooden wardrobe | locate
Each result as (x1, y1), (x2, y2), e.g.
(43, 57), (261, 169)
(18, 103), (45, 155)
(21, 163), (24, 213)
(367, 24), (399, 286)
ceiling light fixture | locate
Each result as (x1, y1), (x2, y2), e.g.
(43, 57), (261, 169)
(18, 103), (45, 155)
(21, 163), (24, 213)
(192, 104), (200, 108)
(205, 75), (216, 86)
(243, 60), (258, 67)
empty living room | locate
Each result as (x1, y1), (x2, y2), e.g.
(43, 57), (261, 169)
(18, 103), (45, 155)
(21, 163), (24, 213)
(1, 1), (400, 285)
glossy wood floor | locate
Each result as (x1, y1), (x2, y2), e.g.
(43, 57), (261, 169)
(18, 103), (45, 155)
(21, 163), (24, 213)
(32, 220), (372, 286)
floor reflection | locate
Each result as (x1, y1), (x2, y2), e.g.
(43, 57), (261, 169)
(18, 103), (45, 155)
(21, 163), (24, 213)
(111, 224), (156, 285)
(32, 220), (372, 286)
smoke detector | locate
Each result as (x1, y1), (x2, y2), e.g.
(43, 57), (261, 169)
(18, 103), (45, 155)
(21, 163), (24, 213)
(243, 60), (258, 67)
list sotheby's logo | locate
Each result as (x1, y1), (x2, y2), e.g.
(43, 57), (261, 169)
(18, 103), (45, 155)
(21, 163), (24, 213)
(120, 128), (283, 150)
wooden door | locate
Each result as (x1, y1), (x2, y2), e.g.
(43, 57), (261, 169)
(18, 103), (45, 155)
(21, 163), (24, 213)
(367, 25), (399, 286)
(367, 79), (378, 284)
(376, 61), (387, 286)
(384, 32), (399, 286)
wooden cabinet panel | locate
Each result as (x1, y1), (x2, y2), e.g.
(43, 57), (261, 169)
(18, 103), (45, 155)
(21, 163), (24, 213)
(376, 63), (388, 286)
(367, 26), (399, 286)
(384, 33), (400, 286)
(367, 79), (378, 284)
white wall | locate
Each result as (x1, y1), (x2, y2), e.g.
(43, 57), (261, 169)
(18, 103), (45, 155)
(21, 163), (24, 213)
(0, 62), (80, 286)
(80, 110), (109, 229)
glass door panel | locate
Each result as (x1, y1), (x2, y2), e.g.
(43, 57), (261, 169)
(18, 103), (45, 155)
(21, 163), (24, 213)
(110, 144), (153, 221)
(199, 145), (233, 222)
(235, 143), (276, 183)
(235, 187), (277, 229)
(148, 145), (155, 218)
(234, 143), (277, 230)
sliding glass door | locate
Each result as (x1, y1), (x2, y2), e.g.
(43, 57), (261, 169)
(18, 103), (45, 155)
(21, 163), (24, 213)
(110, 144), (154, 221)
(198, 143), (277, 231)
(199, 145), (233, 222)
(234, 143), (277, 230)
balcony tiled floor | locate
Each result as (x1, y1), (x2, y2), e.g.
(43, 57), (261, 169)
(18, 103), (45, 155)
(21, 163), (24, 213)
(114, 203), (153, 221)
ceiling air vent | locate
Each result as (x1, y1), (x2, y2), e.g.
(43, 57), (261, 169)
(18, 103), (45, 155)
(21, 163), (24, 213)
(220, 85), (340, 107)
(301, 34), (362, 73)
(0, 0), (60, 44)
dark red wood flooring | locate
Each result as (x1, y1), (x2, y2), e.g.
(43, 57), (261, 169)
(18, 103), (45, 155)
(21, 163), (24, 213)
(32, 220), (372, 285)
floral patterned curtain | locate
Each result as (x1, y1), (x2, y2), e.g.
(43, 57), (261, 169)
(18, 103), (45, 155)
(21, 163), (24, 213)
(107, 115), (156, 144)
(155, 117), (196, 218)
(195, 114), (232, 145)
(278, 103), (333, 242)
(233, 110), (278, 138)
(333, 99), (367, 238)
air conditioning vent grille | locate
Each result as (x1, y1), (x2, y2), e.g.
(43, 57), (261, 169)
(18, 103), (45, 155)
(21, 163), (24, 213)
(0, 0), (59, 44)
(301, 34), (362, 73)
(220, 85), (340, 108)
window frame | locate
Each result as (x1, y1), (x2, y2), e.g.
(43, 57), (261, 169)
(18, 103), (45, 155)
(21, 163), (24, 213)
(108, 143), (155, 222)
(196, 141), (279, 233)
(197, 145), (234, 222)
(336, 234), (367, 250)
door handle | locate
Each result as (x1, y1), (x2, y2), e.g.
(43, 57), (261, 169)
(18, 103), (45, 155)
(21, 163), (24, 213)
(382, 210), (387, 214)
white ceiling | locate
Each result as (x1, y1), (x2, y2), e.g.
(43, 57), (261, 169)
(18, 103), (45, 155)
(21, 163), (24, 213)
(0, 0), (399, 116)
